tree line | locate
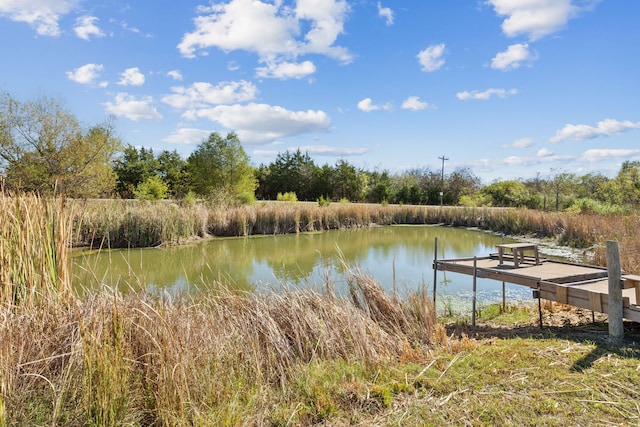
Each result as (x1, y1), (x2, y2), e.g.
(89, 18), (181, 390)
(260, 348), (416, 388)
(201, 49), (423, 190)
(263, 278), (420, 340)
(2, 93), (639, 212)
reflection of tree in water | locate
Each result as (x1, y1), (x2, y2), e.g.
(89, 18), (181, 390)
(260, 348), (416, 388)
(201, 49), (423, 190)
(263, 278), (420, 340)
(251, 226), (503, 284)
(74, 226), (505, 293)
(73, 241), (256, 293)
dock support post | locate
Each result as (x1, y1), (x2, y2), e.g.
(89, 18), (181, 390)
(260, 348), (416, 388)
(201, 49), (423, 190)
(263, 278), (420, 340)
(472, 257), (477, 327)
(433, 237), (438, 304)
(606, 240), (624, 342)
(538, 289), (543, 329)
(501, 234), (506, 311)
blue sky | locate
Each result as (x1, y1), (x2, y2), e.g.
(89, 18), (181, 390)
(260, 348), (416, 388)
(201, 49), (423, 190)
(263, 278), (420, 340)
(1, 0), (638, 183)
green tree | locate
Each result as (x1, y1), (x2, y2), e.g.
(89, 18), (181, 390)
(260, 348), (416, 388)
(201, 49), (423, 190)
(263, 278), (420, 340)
(611, 161), (640, 207)
(157, 149), (188, 197)
(332, 159), (367, 202)
(447, 167), (481, 205)
(0, 93), (120, 197)
(481, 180), (530, 207)
(186, 132), (256, 203)
(264, 150), (318, 200)
(549, 170), (577, 211)
(367, 170), (393, 203)
(113, 145), (159, 198)
(392, 173), (422, 205)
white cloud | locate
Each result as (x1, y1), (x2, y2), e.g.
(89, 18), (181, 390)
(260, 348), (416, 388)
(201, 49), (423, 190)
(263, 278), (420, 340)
(104, 93), (162, 121)
(178, 0), (352, 64)
(357, 98), (391, 112)
(401, 96), (428, 111)
(537, 148), (554, 157)
(491, 43), (536, 71)
(581, 148), (640, 163)
(417, 43), (446, 72)
(512, 137), (534, 148)
(162, 80), (258, 109)
(550, 119), (640, 143)
(487, 0), (589, 41)
(74, 15), (104, 40)
(357, 98), (378, 112)
(167, 70), (183, 81)
(473, 152), (573, 171)
(66, 63), (104, 85)
(294, 144), (368, 156)
(190, 102), (331, 144)
(120, 21), (152, 37)
(0, 0), (80, 36)
(377, 2), (393, 26)
(255, 60), (316, 79)
(163, 127), (212, 145)
(456, 88), (518, 100)
(502, 156), (532, 166)
(118, 67), (145, 86)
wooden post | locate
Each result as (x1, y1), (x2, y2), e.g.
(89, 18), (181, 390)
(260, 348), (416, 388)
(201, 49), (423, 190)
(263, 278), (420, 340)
(433, 237), (438, 304)
(606, 240), (624, 341)
(501, 233), (506, 311)
(472, 256), (477, 327)
(537, 288), (543, 329)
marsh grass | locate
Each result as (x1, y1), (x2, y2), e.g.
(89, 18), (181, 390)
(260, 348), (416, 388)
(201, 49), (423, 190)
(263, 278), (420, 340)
(0, 194), (72, 307)
(71, 199), (208, 248)
(2, 267), (446, 426)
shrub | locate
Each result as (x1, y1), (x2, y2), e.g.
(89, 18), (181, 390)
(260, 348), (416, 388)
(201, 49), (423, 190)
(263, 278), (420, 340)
(238, 191), (256, 205)
(134, 175), (168, 201)
(317, 195), (331, 207)
(277, 192), (298, 202)
(180, 190), (197, 207)
(566, 198), (630, 215)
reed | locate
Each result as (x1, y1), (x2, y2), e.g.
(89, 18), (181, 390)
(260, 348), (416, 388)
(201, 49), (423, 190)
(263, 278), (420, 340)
(71, 199), (208, 248)
(1, 269), (443, 425)
(0, 193), (72, 307)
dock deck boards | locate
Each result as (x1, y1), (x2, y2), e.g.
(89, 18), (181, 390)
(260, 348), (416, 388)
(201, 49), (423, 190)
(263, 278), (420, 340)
(434, 254), (640, 323)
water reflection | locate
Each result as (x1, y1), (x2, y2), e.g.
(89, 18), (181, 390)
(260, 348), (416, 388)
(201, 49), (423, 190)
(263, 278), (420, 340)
(73, 225), (533, 307)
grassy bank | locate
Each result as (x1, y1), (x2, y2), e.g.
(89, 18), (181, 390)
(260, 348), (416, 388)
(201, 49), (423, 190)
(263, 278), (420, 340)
(3, 286), (639, 425)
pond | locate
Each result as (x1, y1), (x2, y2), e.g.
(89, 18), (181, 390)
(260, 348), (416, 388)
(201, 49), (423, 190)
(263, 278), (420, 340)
(73, 225), (541, 312)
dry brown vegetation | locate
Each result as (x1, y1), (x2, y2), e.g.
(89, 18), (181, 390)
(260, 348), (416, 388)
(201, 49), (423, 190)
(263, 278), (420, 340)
(3, 265), (448, 424)
(2, 195), (640, 426)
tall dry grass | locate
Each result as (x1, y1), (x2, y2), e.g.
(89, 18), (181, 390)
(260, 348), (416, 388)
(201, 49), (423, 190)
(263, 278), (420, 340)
(0, 193), (72, 307)
(70, 199), (209, 248)
(1, 269), (445, 425)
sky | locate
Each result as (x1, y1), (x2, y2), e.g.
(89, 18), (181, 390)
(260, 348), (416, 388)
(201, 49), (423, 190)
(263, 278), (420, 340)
(1, 0), (639, 183)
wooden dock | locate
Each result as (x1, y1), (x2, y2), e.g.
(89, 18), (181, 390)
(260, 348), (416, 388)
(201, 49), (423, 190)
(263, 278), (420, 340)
(433, 252), (640, 323)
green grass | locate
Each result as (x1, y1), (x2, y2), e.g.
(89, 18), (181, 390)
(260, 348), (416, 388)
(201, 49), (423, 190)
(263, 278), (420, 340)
(385, 334), (640, 426)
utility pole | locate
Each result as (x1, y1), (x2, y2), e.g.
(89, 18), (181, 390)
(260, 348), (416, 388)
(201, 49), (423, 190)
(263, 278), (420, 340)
(438, 155), (448, 209)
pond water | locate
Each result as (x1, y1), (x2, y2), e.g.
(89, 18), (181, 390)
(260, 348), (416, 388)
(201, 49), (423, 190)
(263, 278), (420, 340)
(72, 225), (539, 311)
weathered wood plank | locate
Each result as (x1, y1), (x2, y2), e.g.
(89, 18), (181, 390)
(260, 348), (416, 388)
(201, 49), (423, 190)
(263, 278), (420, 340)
(435, 256), (640, 323)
